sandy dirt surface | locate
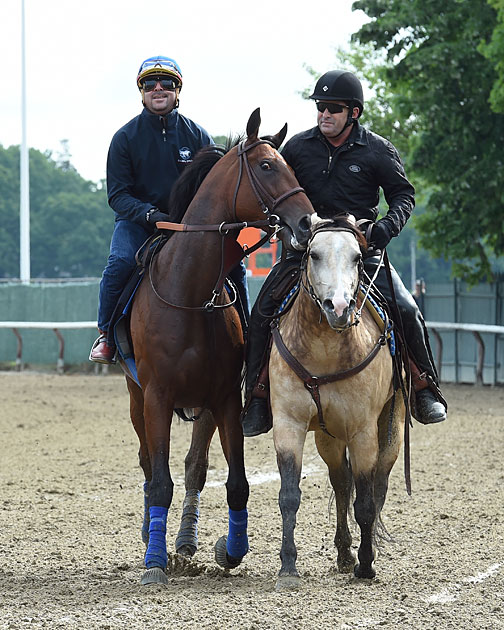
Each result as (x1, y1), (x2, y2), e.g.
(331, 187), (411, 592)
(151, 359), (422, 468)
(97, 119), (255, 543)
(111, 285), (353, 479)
(0, 372), (503, 630)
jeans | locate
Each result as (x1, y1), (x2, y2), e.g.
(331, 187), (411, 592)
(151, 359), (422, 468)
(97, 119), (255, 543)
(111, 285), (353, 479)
(98, 219), (250, 332)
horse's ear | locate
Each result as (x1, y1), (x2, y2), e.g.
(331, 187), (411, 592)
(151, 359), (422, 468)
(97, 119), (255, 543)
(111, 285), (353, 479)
(271, 123), (288, 149)
(246, 108), (261, 141)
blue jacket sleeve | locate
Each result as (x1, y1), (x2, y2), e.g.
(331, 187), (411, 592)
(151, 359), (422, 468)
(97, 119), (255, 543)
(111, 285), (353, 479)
(106, 131), (152, 225)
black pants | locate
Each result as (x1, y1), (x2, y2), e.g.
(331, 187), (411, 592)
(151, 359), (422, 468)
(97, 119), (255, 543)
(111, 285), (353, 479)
(245, 252), (438, 392)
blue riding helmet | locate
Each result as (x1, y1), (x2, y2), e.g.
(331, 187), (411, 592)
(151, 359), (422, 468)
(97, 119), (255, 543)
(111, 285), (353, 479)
(136, 56), (183, 90)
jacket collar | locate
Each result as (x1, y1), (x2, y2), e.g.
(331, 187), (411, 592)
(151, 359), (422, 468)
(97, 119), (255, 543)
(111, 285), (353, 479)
(141, 107), (179, 128)
(306, 121), (368, 147)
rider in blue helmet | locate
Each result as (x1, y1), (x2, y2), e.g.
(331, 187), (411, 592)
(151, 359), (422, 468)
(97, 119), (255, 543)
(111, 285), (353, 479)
(90, 56), (250, 364)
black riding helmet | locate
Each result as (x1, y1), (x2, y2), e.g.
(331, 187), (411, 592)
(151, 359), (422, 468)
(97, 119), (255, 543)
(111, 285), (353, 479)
(310, 70), (364, 118)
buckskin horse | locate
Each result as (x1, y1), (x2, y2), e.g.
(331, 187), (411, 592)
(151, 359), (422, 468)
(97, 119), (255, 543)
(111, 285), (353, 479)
(124, 109), (314, 585)
(269, 215), (406, 589)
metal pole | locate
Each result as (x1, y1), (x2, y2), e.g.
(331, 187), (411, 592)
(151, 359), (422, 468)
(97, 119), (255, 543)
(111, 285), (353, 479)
(20, 0), (30, 282)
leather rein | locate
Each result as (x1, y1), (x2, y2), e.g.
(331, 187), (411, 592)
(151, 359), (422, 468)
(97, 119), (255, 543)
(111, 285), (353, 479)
(149, 138), (305, 312)
(271, 226), (388, 438)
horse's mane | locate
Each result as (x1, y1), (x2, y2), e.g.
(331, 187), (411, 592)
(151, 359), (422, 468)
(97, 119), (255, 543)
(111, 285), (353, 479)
(168, 136), (242, 222)
(312, 214), (368, 253)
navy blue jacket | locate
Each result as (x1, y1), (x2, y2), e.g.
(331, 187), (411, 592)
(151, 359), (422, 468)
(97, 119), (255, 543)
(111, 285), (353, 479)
(282, 122), (415, 237)
(106, 107), (213, 226)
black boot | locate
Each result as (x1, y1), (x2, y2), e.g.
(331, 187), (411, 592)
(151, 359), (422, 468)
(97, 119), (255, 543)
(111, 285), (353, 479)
(414, 389), (446, 424)
(241, 398), (272, 437)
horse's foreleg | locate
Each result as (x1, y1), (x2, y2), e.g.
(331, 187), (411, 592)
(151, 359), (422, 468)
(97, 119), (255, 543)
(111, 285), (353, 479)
(126, 376), (152, 545)
(213, 393), (250, 569)
(175, 409), (217, 557)
(315, 431), (356, 573)
(348, 433), (378, 580)
(274, 420), (307, 590)
(139, 387), (174, 586)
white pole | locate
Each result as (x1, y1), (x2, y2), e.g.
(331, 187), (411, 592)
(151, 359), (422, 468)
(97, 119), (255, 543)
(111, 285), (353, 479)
(20, 0), (30, 282)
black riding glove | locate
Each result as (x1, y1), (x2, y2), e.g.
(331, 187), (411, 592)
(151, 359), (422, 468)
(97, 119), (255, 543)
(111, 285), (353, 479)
(145, 208), (170, 226)
(369, 219), (394, 251)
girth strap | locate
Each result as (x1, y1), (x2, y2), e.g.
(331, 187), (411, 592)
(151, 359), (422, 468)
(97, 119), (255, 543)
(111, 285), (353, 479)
(271, 321), (387, 438)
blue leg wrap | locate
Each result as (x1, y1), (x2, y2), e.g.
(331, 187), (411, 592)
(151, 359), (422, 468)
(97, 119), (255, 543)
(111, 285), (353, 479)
(226, 508), (249, 559)
(141, 481), (150, 545)
(144, 506), (168, 569)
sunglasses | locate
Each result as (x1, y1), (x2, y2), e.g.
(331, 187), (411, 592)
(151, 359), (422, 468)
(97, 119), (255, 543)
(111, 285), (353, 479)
(316, 102), (349, 114)
(142, 77), (178, 92)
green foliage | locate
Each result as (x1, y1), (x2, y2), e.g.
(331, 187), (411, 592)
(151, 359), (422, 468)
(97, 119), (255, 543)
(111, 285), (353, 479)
(0, 144), (113, 279)
(352, 0), (504, 284)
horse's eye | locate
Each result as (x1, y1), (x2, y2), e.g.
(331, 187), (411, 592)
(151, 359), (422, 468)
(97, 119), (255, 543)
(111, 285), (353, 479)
(309, 251), (319, 261)
(260, 161), (272, 170)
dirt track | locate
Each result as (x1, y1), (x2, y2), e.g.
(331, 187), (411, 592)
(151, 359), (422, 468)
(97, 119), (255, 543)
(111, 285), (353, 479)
(0, 373), (503, 629)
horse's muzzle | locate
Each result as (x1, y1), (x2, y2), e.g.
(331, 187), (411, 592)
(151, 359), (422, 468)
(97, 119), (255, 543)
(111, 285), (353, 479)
(288, 213), (313, 251)
(322, 297), (356, 330)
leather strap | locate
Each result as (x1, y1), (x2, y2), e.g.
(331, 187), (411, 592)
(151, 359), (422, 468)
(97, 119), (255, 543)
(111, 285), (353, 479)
(271, 321), (387, 437)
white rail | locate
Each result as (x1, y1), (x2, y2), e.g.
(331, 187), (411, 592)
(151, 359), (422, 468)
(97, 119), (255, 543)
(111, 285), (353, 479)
(425, 321), (504, 385)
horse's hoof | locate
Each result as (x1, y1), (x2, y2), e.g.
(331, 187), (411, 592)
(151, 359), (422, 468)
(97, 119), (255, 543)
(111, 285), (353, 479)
(337, 552), (357, 573)
(176, 543), (197, 558)
(140, 567), (169, 585)
(275, 574), (301, 591)
(353, 563), (376, 580)
(214, 535), (243, 569)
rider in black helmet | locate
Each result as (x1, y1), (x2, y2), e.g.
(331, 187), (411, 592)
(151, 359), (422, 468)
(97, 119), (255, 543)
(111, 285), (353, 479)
(241, 69), (447, 437)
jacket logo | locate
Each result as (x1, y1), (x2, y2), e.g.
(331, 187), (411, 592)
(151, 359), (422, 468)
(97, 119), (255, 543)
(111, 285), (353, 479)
(349, 164), (361, 172)
(179, 147), (192, 162)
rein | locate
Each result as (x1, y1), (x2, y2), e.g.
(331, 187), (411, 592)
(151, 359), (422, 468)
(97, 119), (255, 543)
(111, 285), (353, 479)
(149, 138), (306, 312)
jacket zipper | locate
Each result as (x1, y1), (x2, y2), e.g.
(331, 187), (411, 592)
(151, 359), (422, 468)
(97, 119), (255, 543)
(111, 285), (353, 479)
(160, 116), (167, 142)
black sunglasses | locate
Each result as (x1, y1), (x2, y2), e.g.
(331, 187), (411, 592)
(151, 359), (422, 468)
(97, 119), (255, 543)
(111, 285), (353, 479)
(142, 77), (178, 92)
(316, 102), (349, 114)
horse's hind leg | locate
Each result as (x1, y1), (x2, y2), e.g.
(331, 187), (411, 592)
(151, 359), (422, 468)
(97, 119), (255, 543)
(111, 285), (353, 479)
(175, 409), (217, 557)
(375, 397), (405, 517)
(212, 392), (250, 569)
(315, 432), (356, 573)
(126, 376), (152, 545)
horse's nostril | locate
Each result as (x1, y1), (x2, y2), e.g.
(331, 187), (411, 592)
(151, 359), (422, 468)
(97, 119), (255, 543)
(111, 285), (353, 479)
(299, 215), (311, 234)
(323, 299), (334, 312)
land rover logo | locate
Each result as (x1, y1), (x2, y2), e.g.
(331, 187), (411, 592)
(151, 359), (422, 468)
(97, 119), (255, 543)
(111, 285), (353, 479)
(349, 164), (361, 172)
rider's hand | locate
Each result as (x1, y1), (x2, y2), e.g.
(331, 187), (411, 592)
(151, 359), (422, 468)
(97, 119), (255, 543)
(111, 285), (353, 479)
(369, 220), (394, 251)
(146, 208), (170, 225)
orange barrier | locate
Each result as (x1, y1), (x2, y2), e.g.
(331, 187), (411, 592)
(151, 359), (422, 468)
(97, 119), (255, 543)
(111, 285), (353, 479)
(237, 227), (278, 276)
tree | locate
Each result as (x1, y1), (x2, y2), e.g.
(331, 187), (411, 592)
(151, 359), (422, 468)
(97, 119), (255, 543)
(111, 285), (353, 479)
(0, 144), (113, 278)
(352, 0), (504, 283)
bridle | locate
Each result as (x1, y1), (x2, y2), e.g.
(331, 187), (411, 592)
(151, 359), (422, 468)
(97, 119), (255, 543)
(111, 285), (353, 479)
(300, 225), (365, 332)
(233, 139), (305, 221)
(149, 137), (307, 311)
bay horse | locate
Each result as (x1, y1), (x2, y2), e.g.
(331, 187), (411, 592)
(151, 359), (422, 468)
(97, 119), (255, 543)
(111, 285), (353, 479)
(269, 215), (405, 589)
(125, 109), (314, 585)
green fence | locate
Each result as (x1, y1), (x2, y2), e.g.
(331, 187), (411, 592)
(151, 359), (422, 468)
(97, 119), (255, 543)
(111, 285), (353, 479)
(0, 278), (265, 368)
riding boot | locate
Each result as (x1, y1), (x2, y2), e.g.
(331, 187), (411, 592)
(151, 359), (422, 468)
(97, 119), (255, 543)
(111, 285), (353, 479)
(89, 329), (117, 364)
(241, 262), (284, 437)
(409, 358), (446, 425)
(367, 255), (447, 425)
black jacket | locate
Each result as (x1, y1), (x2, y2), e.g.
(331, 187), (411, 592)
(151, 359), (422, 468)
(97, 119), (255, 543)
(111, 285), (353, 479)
(281, 122), (415, 236)
(106, 107), (213, 226)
